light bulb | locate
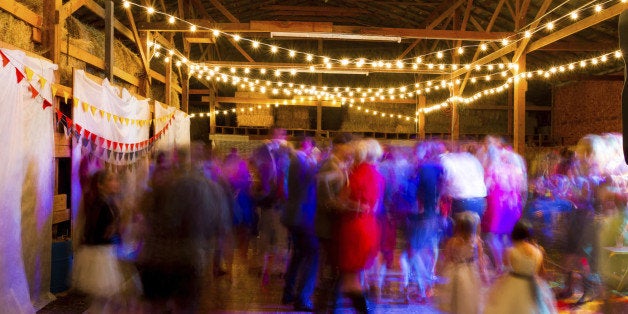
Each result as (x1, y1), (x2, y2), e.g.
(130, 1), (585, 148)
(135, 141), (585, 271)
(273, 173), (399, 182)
(306, 54), (313, 62)
(252, 41), (259, 48)
(436, 51), (444, 59)
(123, 1), (130, 9)
(168, 16), (175, 24)
(147, 7), (154, 14)
(260, 68), (266, 74)
(502, 38), (509, 46)
(546, 22), (554, 31)
(595, 5), (602, 13)
(615, 51), (623, 58)
(270, 46), (278, 53)
(233, 35), (240, 41)
(480, 43), (487, 51)
(524, 31), (531, 38)
(341, 59), (350, 66)
(190, 25), (197, 32)
(570, 11), (578, 20)
(416, 56), (422, 63)
(288, 50), (296, 57)
(212, 29), (220, 37)
(457, 47), (464, 55)
(396, 60), (404, 68)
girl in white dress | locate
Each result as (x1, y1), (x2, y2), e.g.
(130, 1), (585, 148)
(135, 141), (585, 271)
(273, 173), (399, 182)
(485, 220), (558, 314)
(436, 211), (487, 314)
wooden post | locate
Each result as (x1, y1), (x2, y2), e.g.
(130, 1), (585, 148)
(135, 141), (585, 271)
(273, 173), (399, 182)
(418, 94), (426, 140)
(209, 87), (216, 135)
(451, 54), (460, 141)
(507, 87), (513, 138)
(43, 0), (61, 65)
(181, 71), (189, 113)
(513, 54), (527, 154)
(316, 39), (323, 140)
(164, 57), (172, 106)
(104, 0), (114, 81)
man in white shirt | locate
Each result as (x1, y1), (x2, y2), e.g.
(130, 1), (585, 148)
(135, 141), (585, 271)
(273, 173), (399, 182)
(440, 151), (487, 218)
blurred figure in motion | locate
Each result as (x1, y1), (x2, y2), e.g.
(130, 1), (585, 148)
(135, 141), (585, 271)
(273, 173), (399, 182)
(337, 139), (385, 314)
(281, 137), (319, 311)
(485, 220), (557, 314)
(72, 169), (124, 313)
(314, 132), (354, 313)
(249, 128), (292, 286)
(136, 147), (224, 313)
(435, 211), (487, 314)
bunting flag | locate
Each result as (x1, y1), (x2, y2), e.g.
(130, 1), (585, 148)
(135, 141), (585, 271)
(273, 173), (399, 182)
(82, 101), (88, 112)
(63, 91), (68, 103)
(66, 118), (73, 129)
(89, 105), (96, 116)
(0, 50), (8, 67)
(38, 76), (47, 89)
(15, 68), (24, 83)
(42, 99), (52, 110)
(73, 98), (79, 108)
(55, 109), (62, 121)
(106, 112), (111, 121)
(51, 85), (58, 99)
(28, 84), (39, 99)
(24, 67), (34, 81)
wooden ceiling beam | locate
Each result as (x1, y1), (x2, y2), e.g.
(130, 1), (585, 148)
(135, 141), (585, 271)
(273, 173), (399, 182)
(59, 0), (88, 22)
(527, 1), (628, 53)
(512, 0), (553, 63)
(212, 96), (415, 106)
(455, 0), (474, 48)
(516, 0), (532, 30)
(398, 0), (467, 59)
(137, 21), (514, 41)
(0, 0), (43, 29)
(208, 0), (254, 63)
(125, 7), (151, 84)
(536, 40), (616, 52)
(196, 60), (447, 75)
(264, 5), (369, 14)
(81, 0), (134, 42)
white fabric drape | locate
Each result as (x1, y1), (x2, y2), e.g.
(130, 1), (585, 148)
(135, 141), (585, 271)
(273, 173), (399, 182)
(0, 48), (57, 313)
(154, 101), (190, 153)
(71, 70), (151, 250)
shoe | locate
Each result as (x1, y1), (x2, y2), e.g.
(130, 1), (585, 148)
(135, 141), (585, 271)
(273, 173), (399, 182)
(294, 300), (314, 312)
(348, 292), (373, 314)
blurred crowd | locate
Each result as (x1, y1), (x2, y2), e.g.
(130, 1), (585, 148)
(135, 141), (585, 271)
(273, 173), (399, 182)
(71, 129), (628, 314)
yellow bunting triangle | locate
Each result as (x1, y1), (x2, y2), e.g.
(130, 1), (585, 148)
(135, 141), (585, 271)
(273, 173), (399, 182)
(89, 105), (96, 116)
(38, 76), (47, 89)
(82, 101), (88, 112)
(98, 109), (104, 117)
(114, 116), (120, 124)
(63, 91), (69, 103)
(51, 84), (58, 98)
(24, 67), (34, 81)
(106, 112), (111, 121)
(72, 98), (79, 108)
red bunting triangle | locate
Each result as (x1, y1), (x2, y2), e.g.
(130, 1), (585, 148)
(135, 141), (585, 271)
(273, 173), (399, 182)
(29, 84), (39, 99)
(0, 51), (8, 67)
(43, 99), (52, 110)
(75, 124), (82, 134)
(90, 133), (97, 143)
(15, 68), (24, 83)
(55, 109), (63, 121)
(98, 137), (105, 146)
(106, 140), (112, 149)
(124, 143), (129, 151)
(84, 130), (91, 140)
(113, 142), (119, 150)
(66, 118), (73, 128)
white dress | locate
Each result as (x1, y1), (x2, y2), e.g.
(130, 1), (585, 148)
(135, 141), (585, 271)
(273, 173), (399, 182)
(484, 243), (557, 314)
(435, 237), (483, 314)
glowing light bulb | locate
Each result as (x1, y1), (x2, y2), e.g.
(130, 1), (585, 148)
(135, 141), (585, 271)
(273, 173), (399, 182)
(190, 25), (197, 32)
(168, 16), (175, 24)
(457, 47), (464, 55)
(252, 41), (259, 48)
(123, 1), (130, 9)
(306, 54), (313, 62)
(546, 22), (554, 31)
(323, 57), (330, 64)
(341, 59), (350, 66)
(436, 51), (444, 59)
(396, 60), (404, 68)
(233, 35), (241, 41)
(260, 68), (267, 74)
(480, 43), (487, 51)
(163, 56), (170, 62)
(147, 7), (154, 14)
(502, 38), (509, 46)
(212, 29), (220, 37)
(288, 50), (296, 57)
(270, 46), (278, 53)
(570, 11), (579, 20)
(524, 31), (531, 38)
(595, 5), (602, 13)
(416, 56), (422, 63)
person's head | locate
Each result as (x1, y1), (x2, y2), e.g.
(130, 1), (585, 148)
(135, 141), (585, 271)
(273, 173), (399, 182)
(331, 133), (354, 161)
(354, 138), (383, 164)
(511, 220), (534, 242)
(454, 212), (480, 240)
(299, 136), (315, 154)
(91, 170), (120, 197)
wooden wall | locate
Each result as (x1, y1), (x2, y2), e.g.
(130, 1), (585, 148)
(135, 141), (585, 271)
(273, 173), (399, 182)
(552, 80), (622, 145)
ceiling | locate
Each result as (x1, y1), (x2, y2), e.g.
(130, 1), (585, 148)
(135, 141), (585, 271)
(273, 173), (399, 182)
(110, 0), (625, 106)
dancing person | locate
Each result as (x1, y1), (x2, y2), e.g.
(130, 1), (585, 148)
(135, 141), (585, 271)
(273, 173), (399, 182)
(72, 170), (124, 313)
(484, 220), (558, 314)
(435, 211), (487, 314)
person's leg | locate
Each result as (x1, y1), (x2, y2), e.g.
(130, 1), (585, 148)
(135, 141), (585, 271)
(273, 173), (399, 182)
(283, 230), (300, 304)
(295, 233), (319, 310)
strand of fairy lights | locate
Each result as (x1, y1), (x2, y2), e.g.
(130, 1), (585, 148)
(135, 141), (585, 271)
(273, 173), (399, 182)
(137, 0), (625, 98)
(189, 51), (623, 123)
(124, 0), (626, 70)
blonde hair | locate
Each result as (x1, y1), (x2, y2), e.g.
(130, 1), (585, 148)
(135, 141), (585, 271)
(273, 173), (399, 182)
(354, 138), (383, 164)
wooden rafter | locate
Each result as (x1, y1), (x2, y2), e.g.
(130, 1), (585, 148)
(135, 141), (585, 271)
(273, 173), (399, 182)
(527, 1), (628, 53)
(83, 0), (134, 42)
(125, 8), (151, 84)
(505, 0), (516, 22)
(59, 0), (88, 22)
(512, 0), (553, 63)
(398, 0), (467, 59)
(516, 0), (532, 30)
(202, 0), (254, 62)
(455, 0), (474, 49)
(138, 20), (514, 41)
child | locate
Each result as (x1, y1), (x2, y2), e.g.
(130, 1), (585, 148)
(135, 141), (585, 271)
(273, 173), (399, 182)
(435, 211), (487, 314)
(484, 220), (557, 314)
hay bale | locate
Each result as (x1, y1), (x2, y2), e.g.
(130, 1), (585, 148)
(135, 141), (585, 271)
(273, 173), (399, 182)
(17, 0), (42, 15)
(0, 12), (35, 52)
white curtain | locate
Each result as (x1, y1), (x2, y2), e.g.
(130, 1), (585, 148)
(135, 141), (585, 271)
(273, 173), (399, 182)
(71, 70), (151, 250)
(0, 48), (57, 313)
(154, 101), (190, 153)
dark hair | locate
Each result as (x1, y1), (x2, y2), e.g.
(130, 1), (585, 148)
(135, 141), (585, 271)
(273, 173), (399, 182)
(332, 132), (354, 145)
(512, 220), (533, 242)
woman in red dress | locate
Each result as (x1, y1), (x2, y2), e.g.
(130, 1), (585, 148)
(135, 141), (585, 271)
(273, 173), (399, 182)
(338, 138), (385, 313)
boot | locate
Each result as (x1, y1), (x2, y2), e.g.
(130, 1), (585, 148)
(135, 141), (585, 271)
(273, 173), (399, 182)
(348, 292), (373, 314)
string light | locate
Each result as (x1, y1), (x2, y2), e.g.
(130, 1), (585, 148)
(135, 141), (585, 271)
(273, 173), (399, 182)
(570, 11), (579, 20)
(168, 16), (175, 24)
